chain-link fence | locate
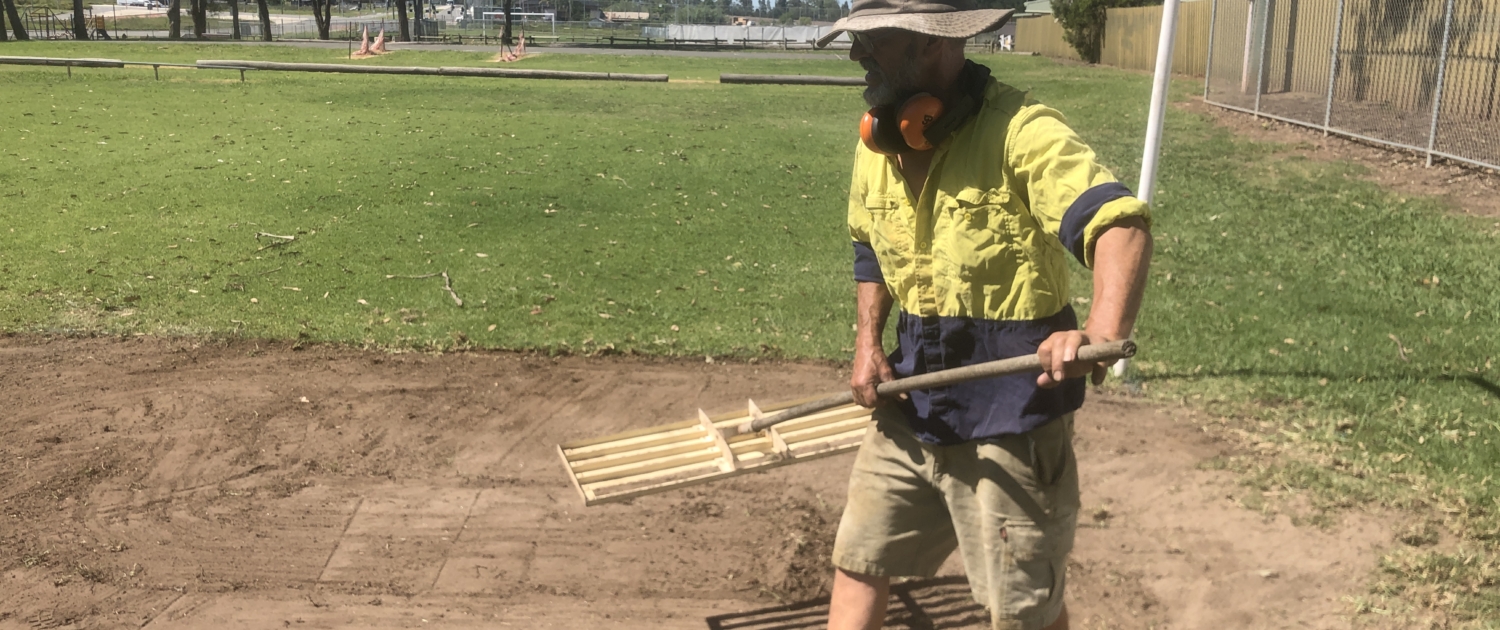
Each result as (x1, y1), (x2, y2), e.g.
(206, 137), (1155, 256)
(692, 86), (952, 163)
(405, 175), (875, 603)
(1204, 0), (1500, 169)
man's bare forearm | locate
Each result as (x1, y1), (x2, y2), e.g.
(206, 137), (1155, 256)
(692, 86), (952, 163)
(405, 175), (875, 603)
(1086, 216), (1153, 340)
(856, 281), (895, 352)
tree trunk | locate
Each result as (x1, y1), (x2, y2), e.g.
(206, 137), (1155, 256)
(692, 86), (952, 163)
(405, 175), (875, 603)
(412, 0), (422, 38)
(71, 0), (88, 39)
(190, 0), (206, 38)
(501, 0), (512, 45)
(3, 0), (26, 40)
(394, 0), (409, 41)
(256, 0), (270, 41)
(311, 0), (330, 39)
(230, 0), (239, 39)
(0, 0), (8, 42)
(168, 0), (181, 38)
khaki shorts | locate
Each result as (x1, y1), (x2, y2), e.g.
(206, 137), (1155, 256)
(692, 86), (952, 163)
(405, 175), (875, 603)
(831, 407), (1081, 630)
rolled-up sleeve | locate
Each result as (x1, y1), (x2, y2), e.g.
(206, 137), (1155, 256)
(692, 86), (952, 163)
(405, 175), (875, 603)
(1008, 105), (1151, 269)
(847, 146), (884, 284)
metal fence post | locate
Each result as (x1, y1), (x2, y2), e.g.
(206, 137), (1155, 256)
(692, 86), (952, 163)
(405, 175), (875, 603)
(1321, 0), (1346, 135)
(1426, 0), (1457, 167)
(1253, 0), (1269, 117)
(1204, 0), (1218, 101)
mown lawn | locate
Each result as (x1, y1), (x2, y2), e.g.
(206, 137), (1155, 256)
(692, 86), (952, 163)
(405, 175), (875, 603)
(1, 41), (1497, 625)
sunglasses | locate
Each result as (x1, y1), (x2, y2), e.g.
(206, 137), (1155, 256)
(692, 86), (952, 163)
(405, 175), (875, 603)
(850, 29), (903, 50)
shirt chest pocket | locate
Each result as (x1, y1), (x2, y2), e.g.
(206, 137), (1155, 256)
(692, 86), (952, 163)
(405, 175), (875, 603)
(863, 193), (914, 254)
(941, 188), (1021, 256)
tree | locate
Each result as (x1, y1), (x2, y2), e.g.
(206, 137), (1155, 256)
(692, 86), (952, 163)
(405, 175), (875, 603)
(1050, 0), (1156, 64)
(5, 0), (26, 40)
(230, 0), (240, 40)
(311, 0), (332, 39)
(256, 0), (271, 41)
(168, 0), (181, 38)
(0, 0), (8, 42)
(502, 0), (514, 45)
(394, 0), (410, 41)
(71, 0), (87, 39)
(190, 0), (207, 38)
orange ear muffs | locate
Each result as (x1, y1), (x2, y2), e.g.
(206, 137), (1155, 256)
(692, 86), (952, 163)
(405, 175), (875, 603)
(859, 94), (946, 156)
(897, 94), (943, 152)
(860, 108), (907, 156)
(859, 109), (889, 155)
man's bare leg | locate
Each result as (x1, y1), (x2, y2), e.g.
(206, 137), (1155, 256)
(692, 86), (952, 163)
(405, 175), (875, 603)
(828, 568), (889, 630)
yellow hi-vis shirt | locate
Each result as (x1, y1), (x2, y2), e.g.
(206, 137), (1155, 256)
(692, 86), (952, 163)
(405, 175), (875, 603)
(848, 74), (1151, 445)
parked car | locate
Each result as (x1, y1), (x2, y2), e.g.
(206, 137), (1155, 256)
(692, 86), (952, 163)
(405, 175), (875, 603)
(116, 0), (148, 6)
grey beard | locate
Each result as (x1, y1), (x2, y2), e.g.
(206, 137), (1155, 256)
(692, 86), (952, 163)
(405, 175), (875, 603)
(862, 56), (923, 108)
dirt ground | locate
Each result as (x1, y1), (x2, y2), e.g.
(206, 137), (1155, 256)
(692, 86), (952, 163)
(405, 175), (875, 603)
(1, 335), (1396, 629)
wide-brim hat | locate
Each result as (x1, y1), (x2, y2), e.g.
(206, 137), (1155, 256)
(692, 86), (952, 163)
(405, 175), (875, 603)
(815, 0), (1013, 49)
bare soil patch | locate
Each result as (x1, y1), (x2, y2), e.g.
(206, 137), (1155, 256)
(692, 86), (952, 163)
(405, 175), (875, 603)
(1, 335), (1392, 629)
(1186, 96), (1500, 220)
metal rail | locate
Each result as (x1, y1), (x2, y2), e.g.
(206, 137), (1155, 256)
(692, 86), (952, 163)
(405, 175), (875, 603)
(0, 55), (670, 83)
(0, 55), (254, 80)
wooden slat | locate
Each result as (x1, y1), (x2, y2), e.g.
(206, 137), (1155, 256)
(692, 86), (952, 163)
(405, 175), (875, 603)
(556, 444), (590, 504)
(568, 439), (714, 474)
(559, 397), (876, 506)
(564, 425), (702, 459)
(782, 421), (871, 447)
(574, 448), (721, 484)
(561, 418), (698, 449)
(578, 430), (869, 506)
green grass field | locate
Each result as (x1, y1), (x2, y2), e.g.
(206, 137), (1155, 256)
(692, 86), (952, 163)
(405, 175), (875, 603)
(2, 41), (1497, 624)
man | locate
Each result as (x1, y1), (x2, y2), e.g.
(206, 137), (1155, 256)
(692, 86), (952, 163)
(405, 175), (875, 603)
(813, 3), (1154, 629)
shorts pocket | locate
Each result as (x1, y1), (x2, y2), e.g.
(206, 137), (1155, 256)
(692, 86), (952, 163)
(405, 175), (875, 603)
(1028, 417), (1073, 488)
(999, 518), (1073, 622)
(1006, 517), (1075, 562)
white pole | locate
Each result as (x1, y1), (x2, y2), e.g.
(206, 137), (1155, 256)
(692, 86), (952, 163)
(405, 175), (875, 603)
(1113, 0), (1181, 378)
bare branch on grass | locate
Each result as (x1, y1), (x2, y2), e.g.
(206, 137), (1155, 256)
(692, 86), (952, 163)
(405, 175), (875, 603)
(255, 232), (296, 251)
(442, 271), (462, 307)
(385, 271), (463, 307)
(1389, 334), (1410, 362)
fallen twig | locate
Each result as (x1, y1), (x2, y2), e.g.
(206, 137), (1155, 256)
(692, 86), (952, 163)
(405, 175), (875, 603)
(442, 271), (463, 307)
(385, 271), (462, 307)
(1388, 334), (1410, 362)
(258, 266), (283, 276)
(255, 232), (296, 251)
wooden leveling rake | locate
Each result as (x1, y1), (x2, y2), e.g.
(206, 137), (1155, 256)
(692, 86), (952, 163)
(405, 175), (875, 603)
(557, 340), (1136, 506)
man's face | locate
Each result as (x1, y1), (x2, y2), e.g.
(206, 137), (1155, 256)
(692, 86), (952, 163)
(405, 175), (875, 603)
(851, 29), (925, 108)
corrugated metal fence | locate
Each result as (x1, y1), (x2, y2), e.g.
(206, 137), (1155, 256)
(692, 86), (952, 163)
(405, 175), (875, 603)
(1014, 16), (1081, 61)
(1102, 2), (1213, 75)
(1014, 1), (1213, 75)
